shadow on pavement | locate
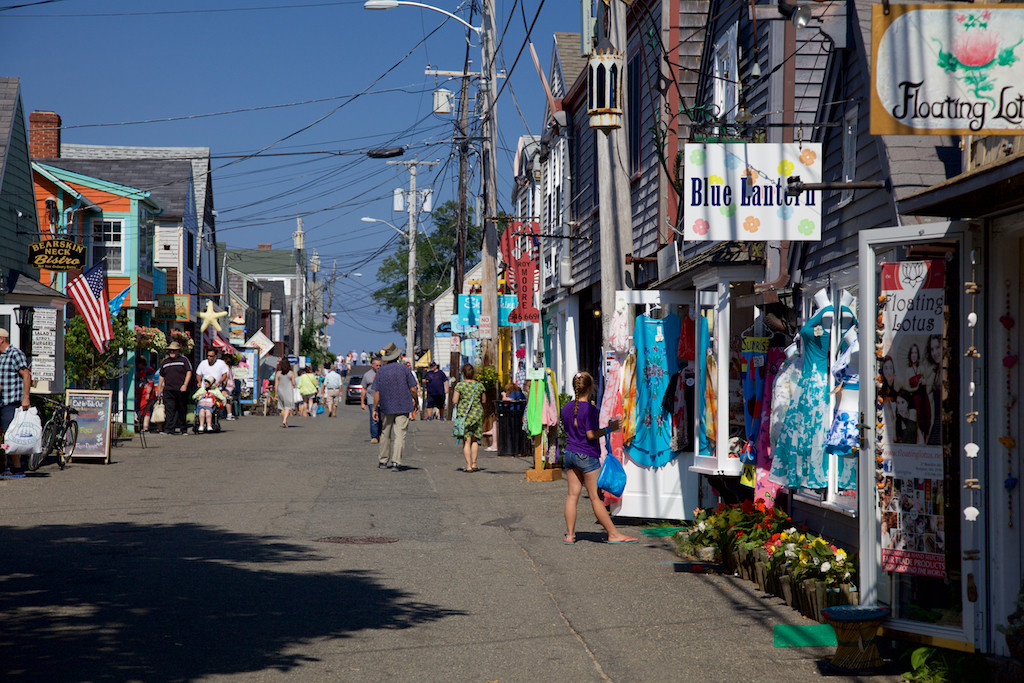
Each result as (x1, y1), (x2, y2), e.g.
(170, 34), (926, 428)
(0, 522), (466, 681)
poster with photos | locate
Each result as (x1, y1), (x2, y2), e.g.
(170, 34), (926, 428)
(877, 260), (946, 578)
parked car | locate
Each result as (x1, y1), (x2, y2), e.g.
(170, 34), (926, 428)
(345, 375), (363, 404)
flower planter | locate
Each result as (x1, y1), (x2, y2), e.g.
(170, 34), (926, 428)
(780, 575), (794, 607)
(754, 561), (768, 592)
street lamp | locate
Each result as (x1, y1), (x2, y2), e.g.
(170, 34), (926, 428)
(13, 305), (34, 357)
(362, 216), (417, 360)
(364, 0), (499, 368)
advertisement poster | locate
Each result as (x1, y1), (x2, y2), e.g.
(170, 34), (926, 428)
(683, 143), (822, 241)
(154, 294), (191, 322)
(872, 4), (1024, 135)
(66, 390), (113, 463)
(877, 260), (946, 578)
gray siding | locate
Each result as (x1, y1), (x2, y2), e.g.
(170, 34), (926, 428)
(0, 81), (39, 279)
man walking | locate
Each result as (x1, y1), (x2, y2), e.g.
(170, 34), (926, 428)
(422, 361), (448, 421)
(372, 343), (417, 471)
(360, 357), (381, 443)
(157, 341), (193, 435)
(323, 365), (343, 417)
(0, 328), (32, 473)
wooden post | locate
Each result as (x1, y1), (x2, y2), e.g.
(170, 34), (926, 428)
(526, 433), (562, 481)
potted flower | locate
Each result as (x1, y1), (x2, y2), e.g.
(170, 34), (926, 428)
(134, 325), (167, 353)
(168, 329), (194, 353)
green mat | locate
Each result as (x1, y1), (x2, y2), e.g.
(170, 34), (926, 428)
(641, 527), (684, 537)
(773, 624), (837, 647)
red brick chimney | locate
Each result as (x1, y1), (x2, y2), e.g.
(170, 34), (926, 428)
(257, 243), (272, 251)
(29, 110), (61, 158)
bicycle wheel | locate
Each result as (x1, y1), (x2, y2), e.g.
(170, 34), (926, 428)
(40, 419), (57, 457)
(58, 420), (78, 469)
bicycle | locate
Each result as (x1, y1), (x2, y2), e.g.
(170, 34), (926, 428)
(31, 396), (79, 471)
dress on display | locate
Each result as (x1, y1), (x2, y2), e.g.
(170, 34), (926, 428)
(755, 348), (786, 507)
(621, 352), (638, 446)
(825, 332), (860, 490)
(769, 303), (834, 489)
(696, 315), (713, 455)
(627, 313), (680, 467)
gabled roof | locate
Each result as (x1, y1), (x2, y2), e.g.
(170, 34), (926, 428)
(34, 158), (188, 215)
(0, 77), (19, 191)
(226, 247), (298, 276)
(553, 33), (587, 98)
(61, 143), (211, 221)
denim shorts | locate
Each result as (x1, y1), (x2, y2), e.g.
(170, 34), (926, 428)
(563, 449), (601, 474)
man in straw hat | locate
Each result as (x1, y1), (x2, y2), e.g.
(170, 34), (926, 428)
(0, 328), (32, 473)
(157, 341), (193, 435)
(372, 342), (418, 472)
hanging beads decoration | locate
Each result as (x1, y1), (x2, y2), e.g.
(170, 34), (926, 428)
(1004, 280), (1018, 527)
(963, 252), (981, 532)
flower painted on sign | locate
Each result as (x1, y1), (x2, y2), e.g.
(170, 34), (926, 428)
(798, 219), (815, 236)
(934, 12), (1023, 106)
(777, 205), (794, 220)
(777, 159), (795, 176)
(799, 148), (817, 165)
(720, 204), (737, 217)
(689, 148), (706, 165)
(709, 174), (724, 185)
(692, 218), (710, 236)
(743, 216), (760, 233)
(741, 167), (759, 184)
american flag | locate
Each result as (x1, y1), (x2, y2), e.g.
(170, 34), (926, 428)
(68, 262), (114, 352)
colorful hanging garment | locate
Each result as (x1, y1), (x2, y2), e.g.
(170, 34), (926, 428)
(627, 313), (680, 467)
(770, 303), (834, 489)
(740, 336), (769, 487)
(825, 329), (860, 490)
(705, 349), (718, 454)
(678, 313), (696, 361)
(696, 315), (712, 455)
(755, 348), (786, 507)
(526, 377), (544, 436)
(599, 356), (624, 426)
(620, 352), (638, 446)
(542, 368), (560, 427)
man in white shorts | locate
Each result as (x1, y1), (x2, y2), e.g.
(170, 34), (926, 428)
(323, 365), (343, 417)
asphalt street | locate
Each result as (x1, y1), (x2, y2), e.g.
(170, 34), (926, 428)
(0, 405), (902, 682)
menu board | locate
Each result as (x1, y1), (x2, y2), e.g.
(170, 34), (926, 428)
(66, 390), (113, 463)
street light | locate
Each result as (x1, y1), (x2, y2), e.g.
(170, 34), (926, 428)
(362, 216), (417, 360)
(363, 0), (481, 34)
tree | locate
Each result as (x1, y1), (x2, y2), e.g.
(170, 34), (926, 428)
(300, 321), (335, 370)
(371, 200), (482, 335)
(65, 312), (137, 390)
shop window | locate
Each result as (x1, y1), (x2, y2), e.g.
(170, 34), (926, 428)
(712, 24), (739, 127)
(91, 219), (123, 272)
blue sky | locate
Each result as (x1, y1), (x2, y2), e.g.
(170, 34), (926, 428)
(0, 0), (576, 357)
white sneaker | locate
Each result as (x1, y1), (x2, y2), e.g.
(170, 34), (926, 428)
(199, 426), (206, 432)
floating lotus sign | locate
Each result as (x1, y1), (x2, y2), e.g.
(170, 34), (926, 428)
(872, 4), (1024, 134)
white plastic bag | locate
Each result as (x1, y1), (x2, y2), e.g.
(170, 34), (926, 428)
(5, 407), (42, 455)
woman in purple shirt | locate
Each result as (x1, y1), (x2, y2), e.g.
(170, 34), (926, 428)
(560, 372), (638, 545)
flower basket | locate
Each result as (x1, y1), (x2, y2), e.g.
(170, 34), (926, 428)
(134, 325), (167, 353)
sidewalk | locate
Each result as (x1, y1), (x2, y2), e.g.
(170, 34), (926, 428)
(0, 409), (903, 681)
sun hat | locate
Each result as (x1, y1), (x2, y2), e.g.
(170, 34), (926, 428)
(204, 375), (216, 385)
(380, 342), (403, 362)
(167, 341), (182, 350)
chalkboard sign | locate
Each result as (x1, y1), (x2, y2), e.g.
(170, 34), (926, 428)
(66, 390), (113, 463)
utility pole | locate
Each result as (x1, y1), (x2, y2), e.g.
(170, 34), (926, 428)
(292, 218), (304, 358)
(596, 0), (634, 346)
(388, 159), (438, 361)
(478, 0), (499, 367)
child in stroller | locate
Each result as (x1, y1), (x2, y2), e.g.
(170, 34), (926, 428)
(192, 376), (226, 433)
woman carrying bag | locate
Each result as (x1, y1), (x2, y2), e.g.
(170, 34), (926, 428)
(560, 372), (638, 545)
(452, 364), (485, 472)
(274, 358), (298, 428)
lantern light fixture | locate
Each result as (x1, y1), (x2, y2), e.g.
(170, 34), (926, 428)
(587, 32), (623, 132)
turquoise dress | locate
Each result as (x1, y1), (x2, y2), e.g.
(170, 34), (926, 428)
(769, 304), (834, 489)
(627, 313), (680, 467)
(696, 315), (711, 456)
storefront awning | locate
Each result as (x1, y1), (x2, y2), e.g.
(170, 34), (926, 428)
(900, 149), (1024, 218)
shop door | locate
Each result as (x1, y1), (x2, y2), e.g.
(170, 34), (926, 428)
(858, 222), (977, 648)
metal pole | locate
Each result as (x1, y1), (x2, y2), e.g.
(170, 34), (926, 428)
(293, 218), (304, 357)
(406, 165), (418, 360)
(479, 0), (499, 367)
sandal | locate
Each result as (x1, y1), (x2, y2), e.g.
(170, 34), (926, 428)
(562, 534), (576, 545)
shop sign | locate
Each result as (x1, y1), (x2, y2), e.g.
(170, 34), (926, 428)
(31, 328), (56, 355)
(153, 294), (191, 322)
(871, 5), (1024, 135)
(32, 355), (55, 382)
(27, 239), (86, 270)
(455, 294), (524, 329)
(877, 259), (947, 579)
(499, 221), (540, 323)
(245, 330), (274, 359)
(683, 143), (822, 241)
(33, 307), (57, 329)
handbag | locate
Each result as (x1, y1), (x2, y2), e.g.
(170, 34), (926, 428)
(596, 443), (627, 497)
(4, 407), (42, 455)
(452, 414), (466, 439)
(151, 399), (166, 423)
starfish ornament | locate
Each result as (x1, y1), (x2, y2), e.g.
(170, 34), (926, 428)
(198, 300), (228, 333)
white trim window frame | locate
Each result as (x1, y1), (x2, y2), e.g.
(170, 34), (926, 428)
(712, 23), (739, 128)
(91, 218), (124, 273)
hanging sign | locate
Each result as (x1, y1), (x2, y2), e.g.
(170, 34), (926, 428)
(871, 4), (1024, 135)
(27, 239), (86, 270)
(456, 294), (524, 329)
(499, 221), (541, 323)
(683, 143), (822, 241)
(154, 294), (191, 322)
(877, 260), (947, 578)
